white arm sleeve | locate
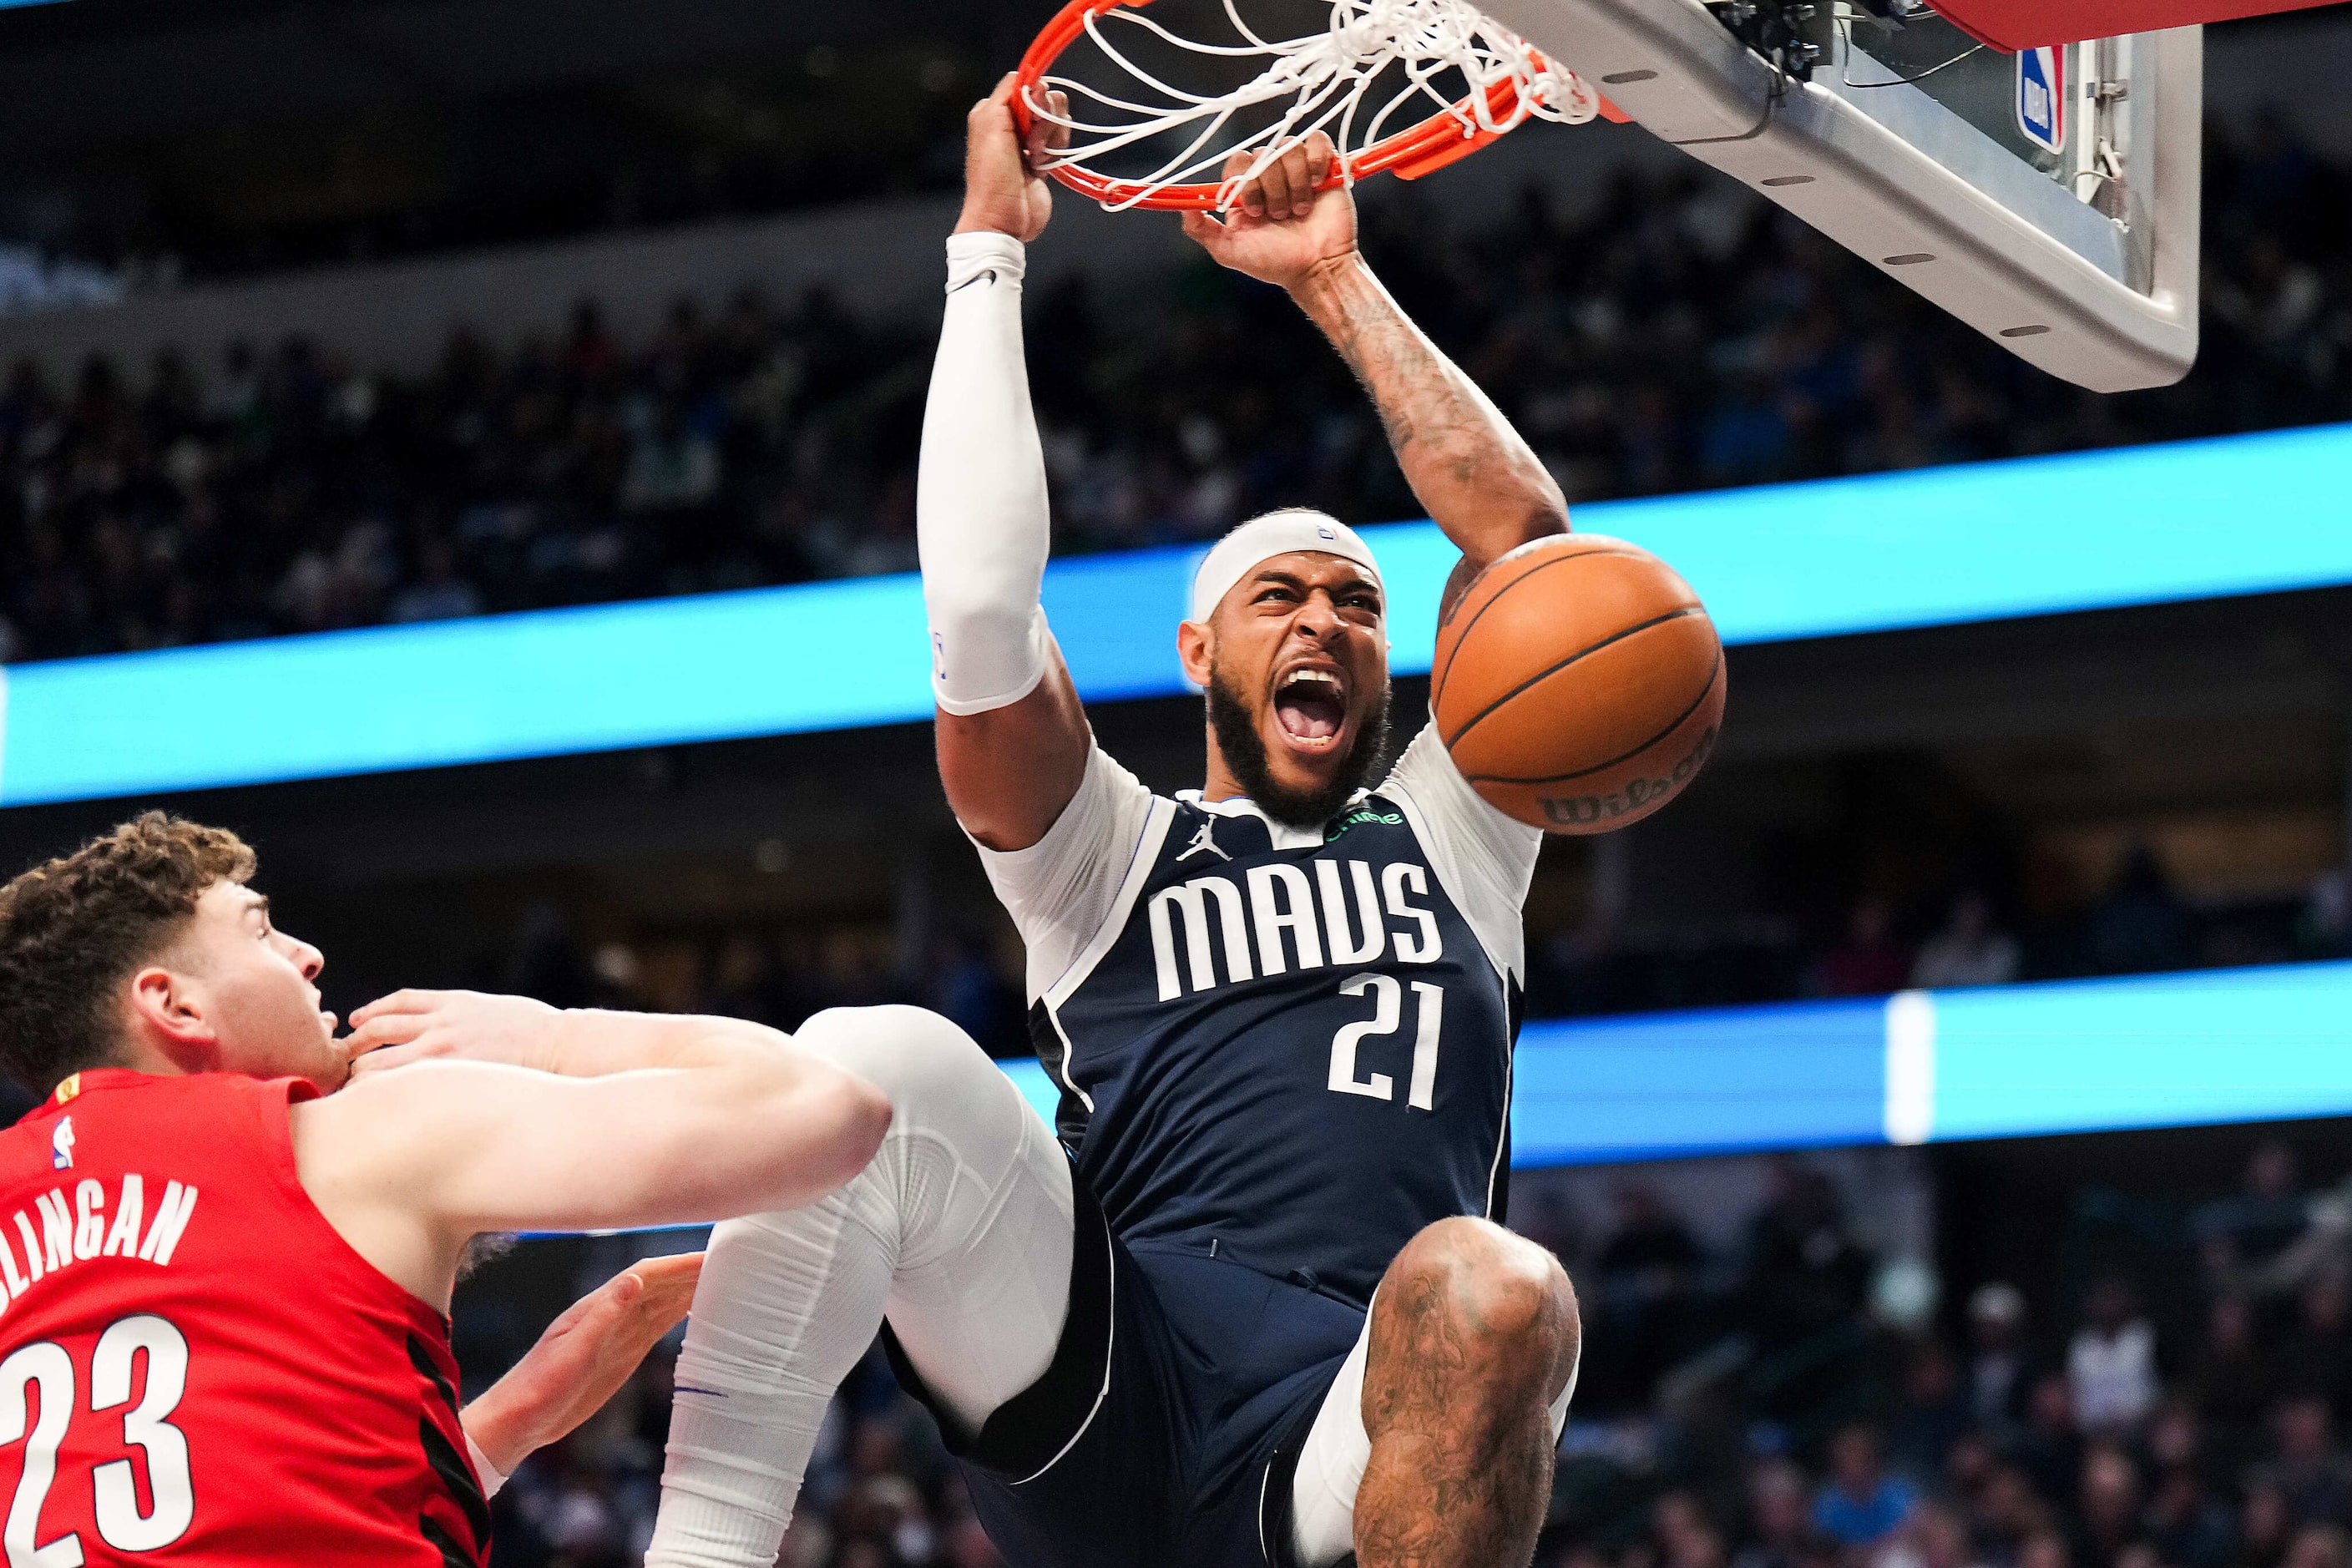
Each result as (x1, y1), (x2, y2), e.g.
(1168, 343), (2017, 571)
(976, 744), (1159, 1000)
(918, 230), (1054, 716)
(1378, 720), (1545, 982)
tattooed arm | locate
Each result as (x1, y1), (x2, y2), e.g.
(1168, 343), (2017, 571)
(1181, 130), (1569, 620)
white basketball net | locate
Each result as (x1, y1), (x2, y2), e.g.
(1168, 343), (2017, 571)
(1029, 0), (1601, 211)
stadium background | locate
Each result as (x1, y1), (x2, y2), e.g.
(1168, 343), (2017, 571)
(1, 0), (2351, 1563)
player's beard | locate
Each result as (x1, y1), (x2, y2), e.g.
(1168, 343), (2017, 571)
(1207, 665), (1393, 832)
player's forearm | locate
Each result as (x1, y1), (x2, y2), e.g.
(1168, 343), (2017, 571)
(461, 1251), (702, 1489)
(918, 231), (1053, 716)
(532, 1009), (776, 1078)
(1291, 254), (1567, 575)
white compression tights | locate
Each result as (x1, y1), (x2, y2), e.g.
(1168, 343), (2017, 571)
(646, 1006), (1074, 1568)
(641, 1002), (1510, 1568)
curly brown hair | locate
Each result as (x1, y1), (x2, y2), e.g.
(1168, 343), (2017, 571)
(0, 812), (256, 1094)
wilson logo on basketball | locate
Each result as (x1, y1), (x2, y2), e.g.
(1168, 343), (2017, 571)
(1538, 723), (1719, 828)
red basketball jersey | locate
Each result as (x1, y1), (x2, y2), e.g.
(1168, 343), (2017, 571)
(0, 1069), (488, 1565)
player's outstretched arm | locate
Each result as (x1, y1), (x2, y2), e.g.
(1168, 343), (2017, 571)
(296, 992), (890, 1306)
(463, 1252), (702, 1490)
(924, 73), (1091, 852)
(1181, 133), (1569, 619)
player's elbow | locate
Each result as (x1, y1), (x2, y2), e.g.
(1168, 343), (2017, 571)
(829, 1071), (894, 1174)
(769, 1067), (892, 1203)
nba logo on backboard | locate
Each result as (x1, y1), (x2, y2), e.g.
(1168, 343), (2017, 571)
(2016, 46), (2065, 154)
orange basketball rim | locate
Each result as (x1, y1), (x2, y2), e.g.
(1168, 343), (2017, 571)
(1011, 0), (1626, 213)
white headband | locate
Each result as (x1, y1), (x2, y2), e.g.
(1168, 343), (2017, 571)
(1188, 511), (1384, 623)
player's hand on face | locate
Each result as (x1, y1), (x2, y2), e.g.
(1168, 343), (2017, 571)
(342, 988), (563, 1079)
(956, 73), (1067, 243)
(1180, 131), (1358, 291)
(461, 1252), (704, 1475)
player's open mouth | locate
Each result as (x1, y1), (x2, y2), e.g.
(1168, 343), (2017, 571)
(1273, 667), (1348, 749)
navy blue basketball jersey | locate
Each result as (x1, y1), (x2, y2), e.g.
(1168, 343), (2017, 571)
(982, 723), (1542, 1310)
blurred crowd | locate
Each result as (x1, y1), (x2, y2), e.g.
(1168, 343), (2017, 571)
(1522, 1138), (2352, 1568)
(1535, 860), (2352, 1019)
(1, 122), (2346, 665)
(470, 1133), (2352, 1568)
(486, 902), (1031, 1061)
(482, 1333), (1001, 1567)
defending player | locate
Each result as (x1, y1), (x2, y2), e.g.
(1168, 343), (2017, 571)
(0, 812), (891, 1564)
(635, 78), (1581, 1568)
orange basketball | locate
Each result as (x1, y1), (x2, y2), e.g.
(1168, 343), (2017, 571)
(1431, 534), (1724, 834)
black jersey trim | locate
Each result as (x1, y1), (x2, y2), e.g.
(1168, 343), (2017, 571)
(1255, 1338), (1364, 1568)
(407, 1331), (460, 1414)
(882, 1171), (1115, 1485)
(417, 1416), (493, 1550)
(408, 1333), (493, 1550)
(1029, 1000), (1092, 1152)
(420, 1515), (478, 1568)
(1485, 977), (1525, 1224)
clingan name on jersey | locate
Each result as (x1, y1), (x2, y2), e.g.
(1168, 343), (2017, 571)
(1148, 857), (1444, 1001)
(0, 1174), (198, 1311)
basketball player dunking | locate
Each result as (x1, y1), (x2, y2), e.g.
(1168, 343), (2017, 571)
(622, 80), (1581, 1568)
(0, 814), (892, 1564)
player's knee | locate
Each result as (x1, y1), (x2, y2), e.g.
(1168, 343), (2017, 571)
(792, 1004), (1003, 1120)
(1392, 1217), (1578, 1384)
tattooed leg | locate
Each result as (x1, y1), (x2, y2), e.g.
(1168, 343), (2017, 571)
(1352, 1217), (1581, 1568)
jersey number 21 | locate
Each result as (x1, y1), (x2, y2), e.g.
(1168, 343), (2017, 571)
(1328, 973), (1443, 1110)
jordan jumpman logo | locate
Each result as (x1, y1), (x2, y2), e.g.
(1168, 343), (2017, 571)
(1176, 819), (1230, 862)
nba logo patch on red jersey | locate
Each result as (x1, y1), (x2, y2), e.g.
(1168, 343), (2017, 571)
(49, 1115), (73, 1171)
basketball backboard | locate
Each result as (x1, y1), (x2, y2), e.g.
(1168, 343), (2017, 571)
(1476, 0), (2201, 392)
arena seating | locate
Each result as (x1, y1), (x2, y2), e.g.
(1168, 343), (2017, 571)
(1, 124), (2341, 668)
